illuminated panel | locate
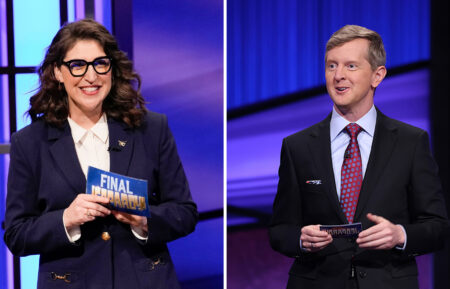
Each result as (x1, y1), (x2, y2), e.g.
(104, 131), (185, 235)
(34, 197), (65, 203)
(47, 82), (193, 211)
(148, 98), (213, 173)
(13, 0), (60, 66)
(20, 255), (40, 289)
(0, 74), (12, 289)
(68, 0), (75, 22)
(94, 0), (112, 32)
(94, 0), (103, 23)
(13, 2), (60, 289)
(1, 0), (8, 134)
(0, 0), (6, 66)
(15, 73), (40, 288)
(0, 0), (12, 288)
(75, 0), (85, 20)
(15, 73), (38, 131)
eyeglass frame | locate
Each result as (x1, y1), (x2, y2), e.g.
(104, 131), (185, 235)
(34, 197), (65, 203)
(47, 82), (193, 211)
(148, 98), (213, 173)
(61, 56), (113, 77)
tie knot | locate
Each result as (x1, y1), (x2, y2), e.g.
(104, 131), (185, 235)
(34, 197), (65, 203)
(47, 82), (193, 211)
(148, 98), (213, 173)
(345, 123), (362, 138)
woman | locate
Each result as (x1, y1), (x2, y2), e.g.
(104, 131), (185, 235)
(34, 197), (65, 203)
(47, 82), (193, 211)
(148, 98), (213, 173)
(4, 19), (198, 289)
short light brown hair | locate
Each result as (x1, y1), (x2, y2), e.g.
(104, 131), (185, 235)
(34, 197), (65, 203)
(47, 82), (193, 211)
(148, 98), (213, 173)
(325, 25), (386, 70)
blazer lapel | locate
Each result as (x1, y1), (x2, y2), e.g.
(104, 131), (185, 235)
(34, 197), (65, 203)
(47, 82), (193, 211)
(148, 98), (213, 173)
(354, 110), (398, 221)
(108, 118), (135, 176)
(308, 115), (348, 224)
(48, 123), (86, 195)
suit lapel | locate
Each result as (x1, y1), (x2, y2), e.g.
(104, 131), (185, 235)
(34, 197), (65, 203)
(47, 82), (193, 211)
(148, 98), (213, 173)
(108, 118), (135, 176)
(48, 123), (86, 195)
(354, 110), (398, 222)
(308, 115), (348, 223)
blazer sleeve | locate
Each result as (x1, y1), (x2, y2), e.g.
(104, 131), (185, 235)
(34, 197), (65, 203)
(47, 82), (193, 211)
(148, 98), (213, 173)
(269, 137), (303, 258)
(4, 132), (76, 256)
(144, 114), (198, 247)
(402, 130), (449, 255)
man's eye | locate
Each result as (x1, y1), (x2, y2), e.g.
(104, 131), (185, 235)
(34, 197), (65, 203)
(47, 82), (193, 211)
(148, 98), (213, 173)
(348, 64), (356, 69)
(328, 63), (336, 70)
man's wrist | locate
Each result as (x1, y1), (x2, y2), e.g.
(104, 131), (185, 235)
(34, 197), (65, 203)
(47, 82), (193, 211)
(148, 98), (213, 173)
(396, 225), (405, 245)
(395, 224), (407, 250)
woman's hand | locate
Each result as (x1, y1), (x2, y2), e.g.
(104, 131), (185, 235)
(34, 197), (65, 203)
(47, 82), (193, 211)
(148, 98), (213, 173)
(112, 211), (148, 235)
(63, 194), (111, 229)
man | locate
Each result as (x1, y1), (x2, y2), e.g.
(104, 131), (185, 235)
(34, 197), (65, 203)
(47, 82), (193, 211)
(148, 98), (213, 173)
(269, 25), (448, 289)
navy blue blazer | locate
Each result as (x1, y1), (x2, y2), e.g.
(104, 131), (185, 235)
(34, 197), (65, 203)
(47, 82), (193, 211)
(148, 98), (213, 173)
(269, 110), (448, 289)
(4, 111), (198, 289)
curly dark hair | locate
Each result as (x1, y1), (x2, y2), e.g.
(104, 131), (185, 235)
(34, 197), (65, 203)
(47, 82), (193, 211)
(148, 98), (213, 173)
(28, 18), (147, 128)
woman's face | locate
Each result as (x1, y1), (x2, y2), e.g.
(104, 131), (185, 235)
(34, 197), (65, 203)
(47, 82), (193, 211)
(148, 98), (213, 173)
(54, 39), (112, 121)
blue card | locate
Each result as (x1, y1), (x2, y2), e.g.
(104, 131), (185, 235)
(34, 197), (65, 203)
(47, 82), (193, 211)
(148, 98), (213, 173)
(86, 166), (150, 217)
(319, 223), (362, 238)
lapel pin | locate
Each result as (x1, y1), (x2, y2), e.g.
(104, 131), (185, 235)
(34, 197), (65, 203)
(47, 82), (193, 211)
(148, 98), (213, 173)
(306, 180), (322, 185)
(118, 140), (127, 147)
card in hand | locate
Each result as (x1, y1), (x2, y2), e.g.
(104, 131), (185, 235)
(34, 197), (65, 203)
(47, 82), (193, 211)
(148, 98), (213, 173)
(319, 223), (362, 238)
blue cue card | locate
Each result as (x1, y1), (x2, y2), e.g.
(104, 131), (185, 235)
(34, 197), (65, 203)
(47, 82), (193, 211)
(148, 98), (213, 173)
(86, 166), (150, 217)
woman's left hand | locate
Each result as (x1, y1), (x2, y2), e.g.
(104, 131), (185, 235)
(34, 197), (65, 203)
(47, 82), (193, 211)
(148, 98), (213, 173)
(111, 211), (148, 234)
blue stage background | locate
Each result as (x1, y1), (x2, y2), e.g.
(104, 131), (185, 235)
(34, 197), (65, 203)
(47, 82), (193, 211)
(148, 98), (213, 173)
(228, 0), (429, 110)
(132, 0), (223, 285)
(0, 0), (223, 288)
(226, 1), (442, 289)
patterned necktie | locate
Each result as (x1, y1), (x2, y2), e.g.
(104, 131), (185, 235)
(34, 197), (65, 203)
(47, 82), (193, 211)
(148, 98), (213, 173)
(340, 123), (363, 223)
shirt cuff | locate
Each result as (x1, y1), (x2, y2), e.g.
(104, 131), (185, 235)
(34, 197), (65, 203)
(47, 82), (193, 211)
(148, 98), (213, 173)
(62, 214), (81, 243)
(395, 224), (407, 250)
(131, 225), (148, 241)
(299, 238), (308, 252)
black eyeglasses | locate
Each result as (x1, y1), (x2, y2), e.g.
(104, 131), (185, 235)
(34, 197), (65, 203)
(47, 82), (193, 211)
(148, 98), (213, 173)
(62, 56), (112, 77)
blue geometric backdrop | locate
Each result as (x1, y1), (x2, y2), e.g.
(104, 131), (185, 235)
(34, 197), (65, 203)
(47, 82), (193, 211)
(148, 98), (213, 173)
(227, 0), (429, 109)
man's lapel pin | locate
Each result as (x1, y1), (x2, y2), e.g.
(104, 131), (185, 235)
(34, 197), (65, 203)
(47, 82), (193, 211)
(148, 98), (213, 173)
(118, 140), (127, 147)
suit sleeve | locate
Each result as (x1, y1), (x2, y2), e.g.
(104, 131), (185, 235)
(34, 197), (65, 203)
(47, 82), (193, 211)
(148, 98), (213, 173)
(144, 115), (198, 247)
(4, 133), (77, 256)
(402, 131), (449, 255)
(269, 138), (303, 258)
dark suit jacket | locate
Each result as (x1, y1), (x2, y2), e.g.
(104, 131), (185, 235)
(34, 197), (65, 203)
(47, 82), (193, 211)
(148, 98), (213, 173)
(4, 111), (198, 289)
(269, 109), (448, 289)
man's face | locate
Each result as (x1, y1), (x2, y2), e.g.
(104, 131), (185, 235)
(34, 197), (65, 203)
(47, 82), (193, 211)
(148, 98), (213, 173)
(325, 38), (384, 114)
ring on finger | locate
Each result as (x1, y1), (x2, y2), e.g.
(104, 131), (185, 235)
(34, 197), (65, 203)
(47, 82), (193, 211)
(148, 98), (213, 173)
(86, 209), (91, 217)
(311, 242), (315, 248)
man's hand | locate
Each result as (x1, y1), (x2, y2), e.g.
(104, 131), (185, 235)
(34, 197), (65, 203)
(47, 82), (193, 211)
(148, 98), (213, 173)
(356, 213), (405, 250)
(300, 225), (333, 252)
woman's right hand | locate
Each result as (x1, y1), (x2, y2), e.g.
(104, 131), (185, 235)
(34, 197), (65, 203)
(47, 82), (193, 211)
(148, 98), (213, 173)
(63, 194), (111, 229)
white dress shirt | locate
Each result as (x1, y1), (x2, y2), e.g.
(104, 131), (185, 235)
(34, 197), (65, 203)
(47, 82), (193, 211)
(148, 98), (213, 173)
(68, 114), (110, 178)
(329, 105), (406, 249)
(330, 105), (376, 199)
(63, 114), (147, 242)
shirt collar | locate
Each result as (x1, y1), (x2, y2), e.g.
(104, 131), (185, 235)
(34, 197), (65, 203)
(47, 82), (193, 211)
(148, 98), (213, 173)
(330, 105), (377, 141)
(68, 114), (109, 144)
